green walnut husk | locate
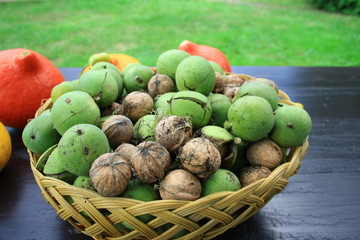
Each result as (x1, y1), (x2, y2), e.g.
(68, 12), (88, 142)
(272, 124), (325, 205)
(233, 80), (279, 111)
(73, 175), (95, 191)
(225, 96), (274, 142)
(88, 52), (112, 66)
(269, 103), (312, 148)
(194, 125), (234, 158)
(133, 114), (160, 144)
(121, 178), (159, 201)
(97, 115), (111, 129)
(22, 112), (61, 155)
(194, 125), (241, 170)
(51, 80), (79, 103)
(51, 91), (101, 135)
(57, 124), (111, 176)
(43, 147), (77, 184)
(209, 61), (225, 75)
(78, 69), (119, 108)
(120, 63), (144, 78)
(168, 91), (212, 130)
(118, 178), (159, 230)
(36, 144), (58, 172)
(156, 49), (190, 79)
(175, 56), (216, 96)
(91, 61), (124, 100)
(123, 65), (154, 93)
(207, 93), (232, 127)
(201, 168), (241, 196)
(154, 92), (176, 115)
(228, 141), (250, 173)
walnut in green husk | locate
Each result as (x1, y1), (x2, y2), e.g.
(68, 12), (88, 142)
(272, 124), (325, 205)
(250, 78), (279, 93)
(193, 125), (235, 160)
(133, 114), (160, 144)
(201, 168), (241, 196)
(43, 147), (77, 184)
(73, 176), (95, 191)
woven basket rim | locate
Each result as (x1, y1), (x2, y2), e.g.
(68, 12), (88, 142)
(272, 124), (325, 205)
(28, 73), (310, 240)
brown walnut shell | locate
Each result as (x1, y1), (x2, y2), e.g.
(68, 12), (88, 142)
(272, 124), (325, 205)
(212, 72), (226, 93)
(225, 74), (246, 87)
(223, 86), (240, 100)
(122, 91), (154, 122)
(155, 115), (192, 153)
(239, 165), (271, 187)
(114, 143), (138, 162)
(130, 141), (171, 183)
(89, 153), (132, 197)
(101, 115), (133, 149)
(247, 139), (283, 170)
(160, 169), (201, 201)
(101, 102), (124, 116)
(147, 73), (176, 98)
(178, 138), (221, 179)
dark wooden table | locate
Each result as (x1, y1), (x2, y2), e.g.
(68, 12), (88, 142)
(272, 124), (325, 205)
(1, 66), (359, 240)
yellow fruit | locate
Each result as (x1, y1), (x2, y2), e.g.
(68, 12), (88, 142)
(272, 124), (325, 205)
(0, 122), (12, 172)
(81, 53), (141, 75)
(295, 102), (304, 108)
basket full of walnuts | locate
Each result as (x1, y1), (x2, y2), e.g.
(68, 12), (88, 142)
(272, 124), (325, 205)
(25, 50), (311, 240)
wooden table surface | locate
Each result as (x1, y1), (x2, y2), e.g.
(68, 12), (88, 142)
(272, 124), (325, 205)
(1, 66), (359, 240)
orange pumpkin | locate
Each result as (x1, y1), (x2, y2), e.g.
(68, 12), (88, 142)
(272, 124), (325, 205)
(0, 49), (65, 129)
(178, 40), (232, 72)
(108, 53), (140, 71)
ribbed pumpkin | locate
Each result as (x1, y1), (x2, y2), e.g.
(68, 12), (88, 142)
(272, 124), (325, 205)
(0, 49), (64, 129)
(178, 40), (232, 72)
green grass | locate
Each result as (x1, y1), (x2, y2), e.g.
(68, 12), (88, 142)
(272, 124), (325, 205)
(0, 0), (359, 67)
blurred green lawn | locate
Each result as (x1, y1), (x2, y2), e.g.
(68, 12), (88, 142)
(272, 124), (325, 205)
(0, 0), (359, 67)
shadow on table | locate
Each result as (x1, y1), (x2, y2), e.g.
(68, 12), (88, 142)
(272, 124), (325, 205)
(214, 212), (272, 239)
(0, 128), (27, 223)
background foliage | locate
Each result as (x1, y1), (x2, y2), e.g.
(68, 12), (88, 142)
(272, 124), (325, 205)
(310, 0), (360, 15)
(0, 0), (359, 67)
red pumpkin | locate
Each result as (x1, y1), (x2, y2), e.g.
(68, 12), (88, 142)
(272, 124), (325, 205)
(0, 49), (64, 129)
(178, 40), (232, 72)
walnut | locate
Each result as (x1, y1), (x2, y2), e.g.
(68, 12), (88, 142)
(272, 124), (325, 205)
(90, 153), (132, 197)
(130, 141), (171, 183)
(160, 169), (201, 201)
(178, 138), (221, 179)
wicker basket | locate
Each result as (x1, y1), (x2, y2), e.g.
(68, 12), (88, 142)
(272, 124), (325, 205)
(29, 74), (309, 240)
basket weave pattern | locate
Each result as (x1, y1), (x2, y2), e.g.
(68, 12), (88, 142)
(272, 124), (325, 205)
(29, 78), (309, 240)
